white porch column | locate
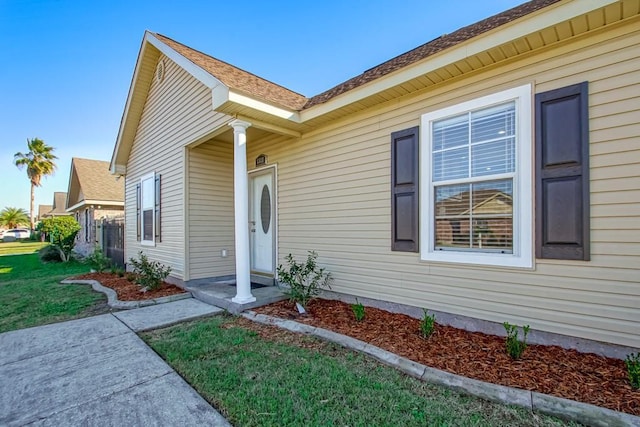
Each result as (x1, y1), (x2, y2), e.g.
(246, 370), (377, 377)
(230, 119), (256, 304)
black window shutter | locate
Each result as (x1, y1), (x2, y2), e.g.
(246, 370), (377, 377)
(136, 183), (141, 241)
(535, 81), (590, 260)
(154, 174), (161, 242)
(391, 126), (419, 252)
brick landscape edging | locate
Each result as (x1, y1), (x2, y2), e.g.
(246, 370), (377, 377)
(242, 311), (640, 427)
(60, 279), (192, 309)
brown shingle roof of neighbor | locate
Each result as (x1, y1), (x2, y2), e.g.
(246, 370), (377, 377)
(38, 204), (53, 219)
(154, 0), (561, 112)
(304, 0), (563, 108)
(50, 192), (69, 215)
(72, 158), (124, 203)
(153, 33), (308, 111)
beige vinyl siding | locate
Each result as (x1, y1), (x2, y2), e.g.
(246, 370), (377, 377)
(187, 140), (235, 279)
(247, 21), (640, 347)
(125, 56), (229, 280)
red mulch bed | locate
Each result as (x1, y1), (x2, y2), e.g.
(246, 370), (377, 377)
(254, 298), (640, 416)
(72, 272), (186, 301)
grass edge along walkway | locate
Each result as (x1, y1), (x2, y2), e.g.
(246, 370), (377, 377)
(0, 251), (106, 333)
(143, 316), (578, 427)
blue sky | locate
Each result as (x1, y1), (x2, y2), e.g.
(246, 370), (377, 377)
(0, 0), (524, 213)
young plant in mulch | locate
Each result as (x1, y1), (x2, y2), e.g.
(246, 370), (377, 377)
(128, 251), (172, 291)
(277, 251), (332, 313)
(420, 310), (436, 338)
(110, 265), (125, 277)
(351, 299), (366, 322)
(503, 322), (530, 360)
(85, 246), (111, 273)
(625, 352), (640, 389)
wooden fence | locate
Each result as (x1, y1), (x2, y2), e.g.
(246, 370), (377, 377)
(98, 217), (125, 268)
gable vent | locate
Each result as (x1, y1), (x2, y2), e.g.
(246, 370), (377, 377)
(155, 60), (165, 83)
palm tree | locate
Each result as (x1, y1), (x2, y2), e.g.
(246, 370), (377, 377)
(14, 138), (58, 231)
(0, 207), (30, 229)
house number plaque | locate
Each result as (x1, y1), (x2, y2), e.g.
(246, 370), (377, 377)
(255, 154), (268, 167)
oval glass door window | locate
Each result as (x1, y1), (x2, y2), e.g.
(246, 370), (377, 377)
(260, 185), (271, 233)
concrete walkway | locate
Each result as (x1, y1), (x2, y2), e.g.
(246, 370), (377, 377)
(0, 299), (229, 426)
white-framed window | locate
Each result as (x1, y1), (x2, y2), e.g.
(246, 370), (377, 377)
(420, 84), (532, 268)
(85, 209), (90, 242)
(140, 172), (156, 246)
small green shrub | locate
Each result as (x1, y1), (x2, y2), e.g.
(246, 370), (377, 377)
(625, 352), (640, 389)
(85, 246), (111, 273)
(420, 310), (436, 338)
(503, 322), (530, 360)
(351, 299), (365, 322)
(276, 251), (332, 308)
(110, 265), (125, 277)
(38, 245), (62, 263)
(128, 251), (172, 291)
(37, 216), (80, 262)
(125, 272), (137, 282)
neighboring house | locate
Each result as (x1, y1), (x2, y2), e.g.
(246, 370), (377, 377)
(435, 189), (513, 250)
(40, 192), (70, 218)
(110, 0), (640, 351)
(37, 204), (53, 222)
(66, 158), (125, 256)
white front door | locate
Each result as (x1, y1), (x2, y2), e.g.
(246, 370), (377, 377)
(249, 169), (275, 274)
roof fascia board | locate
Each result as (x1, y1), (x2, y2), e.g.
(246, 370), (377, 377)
(66, 200), (125, 212)
(84, 200), (125, 207)
(65, 159), (78, 210)
(66, 201), (86, 212)
(299, 0), (616, 123)
(145, 32), (225, 91)
(147, 33), (232, 113)
(212, 84), (230, 110)
(110, 34), (153, 175)
(227, 90), (301, 122)
(112, 164), (127, 175)
(110, 31), (232, 176)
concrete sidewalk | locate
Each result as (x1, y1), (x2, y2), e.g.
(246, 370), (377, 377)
(0, 299), (229, 426)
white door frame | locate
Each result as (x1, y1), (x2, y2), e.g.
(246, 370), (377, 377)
(248, 164), (277, 276)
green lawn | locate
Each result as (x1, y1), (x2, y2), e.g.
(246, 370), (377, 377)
(143, 317), (578, 427)
(0, 249), (107, 333)
(0, 240), (48, 256)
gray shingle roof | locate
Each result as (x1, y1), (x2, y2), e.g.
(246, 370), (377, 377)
(153, 0), (561, 112)
(50, 192), (69, 215)
(72, 158), (124, 203)
(304, 0), (561, 108)
(154, 33), (308, 111)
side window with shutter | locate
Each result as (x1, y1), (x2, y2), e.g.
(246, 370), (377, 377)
(391, 127), (419, 252)
(155, 174), (161, 242)
(137, 172), (160, 244)
(136, 183), (141, 241)
(535, 82), (590, 260)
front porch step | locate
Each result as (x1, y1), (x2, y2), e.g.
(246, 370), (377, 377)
(188, 282), (287, 314)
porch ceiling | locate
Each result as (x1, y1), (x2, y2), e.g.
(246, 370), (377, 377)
(206, 126), (273, 145)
